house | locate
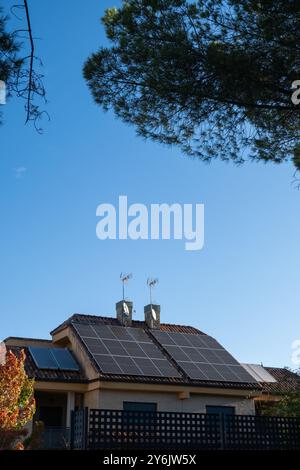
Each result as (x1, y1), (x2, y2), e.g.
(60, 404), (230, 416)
(3, 299), (297, 443)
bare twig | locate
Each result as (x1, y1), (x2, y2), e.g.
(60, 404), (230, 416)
(23, 0), (34, 123)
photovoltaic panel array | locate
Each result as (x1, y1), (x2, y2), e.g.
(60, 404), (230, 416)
(151, 331), (256, 383)
(72, 322), (181, 378)
(29, 347), (79, 371)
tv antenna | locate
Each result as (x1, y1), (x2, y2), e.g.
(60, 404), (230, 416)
(147, 278), (159, 305)
(120, 273), (132, 300)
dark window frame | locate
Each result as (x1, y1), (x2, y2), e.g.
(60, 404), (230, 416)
(123, 401), (157, 412)
(206, 405), (235, 416)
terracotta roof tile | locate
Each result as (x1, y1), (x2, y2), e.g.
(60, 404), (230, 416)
(261, 367), (300, 395)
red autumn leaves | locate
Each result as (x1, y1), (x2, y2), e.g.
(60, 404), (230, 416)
(0, 349), (35, 450)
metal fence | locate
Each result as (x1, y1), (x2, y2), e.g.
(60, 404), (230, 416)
(70, 408), (300, 451)
(42, 427), (70, 449)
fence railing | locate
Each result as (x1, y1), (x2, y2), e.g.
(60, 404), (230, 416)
(70, 408), (300, 451)
(42, 427), (70, 449)
(70, 407), (88, 450)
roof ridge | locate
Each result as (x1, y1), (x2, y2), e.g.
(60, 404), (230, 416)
(265, 366), (300, 373)
(51, 313), (206, 336)
(4, 336), (52, 343)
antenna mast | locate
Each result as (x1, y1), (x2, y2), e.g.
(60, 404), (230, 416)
(120, 273), (132, 300)
(147, 278), (159, 305)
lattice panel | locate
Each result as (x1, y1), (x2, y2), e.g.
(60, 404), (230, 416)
(225, 414), (300, 450)
(88, 409), (221, 450)
(70, 408), (87, 450)
(85, 409), (300, 450)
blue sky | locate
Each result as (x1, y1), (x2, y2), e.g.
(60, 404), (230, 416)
(1, 0), (300, 369)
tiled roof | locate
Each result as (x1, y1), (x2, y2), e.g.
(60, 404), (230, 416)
(67, 315), (260, 391)
(6, 314), (262, 391)
(8, 345), (87, 383)
(4, 337), (52, 344)
(261, 367), (300, 395)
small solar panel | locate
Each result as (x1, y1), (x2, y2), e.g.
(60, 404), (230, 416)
(72, 322), (180, 378)
(29, 347), (79, 371)
(29, 347), (58, 369)
(51, 348), (80, 371)
(152, 331), (256, 384)
(241, 364), (277, 383)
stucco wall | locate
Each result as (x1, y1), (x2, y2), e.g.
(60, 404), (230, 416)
(84, 389), (101, 409)
(53, 327), (99, 381)
(92, 389), (255, 415)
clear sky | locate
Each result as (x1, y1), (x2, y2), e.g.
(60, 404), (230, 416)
(1, 0), (300, 369)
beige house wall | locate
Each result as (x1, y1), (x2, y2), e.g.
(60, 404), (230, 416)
(33, 380), (257, 415)
(84, 389), (101, 409)
(96, 389), (255, 415)
(52, 327), (98, 381)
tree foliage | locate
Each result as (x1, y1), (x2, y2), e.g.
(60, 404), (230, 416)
(84, 0), (300, 169)
(0, 349), (35, 450)
(259, 368), (300, 417)
(0, 9), (20, 81)
(260, 391), (300, 417)
(0, 7), (21, 124)
(0, 2), (46, 130)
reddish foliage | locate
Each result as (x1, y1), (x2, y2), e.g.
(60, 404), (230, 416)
(0, 350), (35, 449)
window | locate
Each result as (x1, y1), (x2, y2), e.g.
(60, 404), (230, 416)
(206, 406), (235, 416)
(123, 402), (157, 412)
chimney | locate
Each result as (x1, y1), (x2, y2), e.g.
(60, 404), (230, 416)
(144, 304), (160, 329)
(116, 300), (133, 327)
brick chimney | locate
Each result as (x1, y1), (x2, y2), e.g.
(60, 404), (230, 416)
(144, 304), (160, 329)
(116, 300), (133, 327)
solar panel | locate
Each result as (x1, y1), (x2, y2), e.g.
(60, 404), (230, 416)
(241, 364), (277, 383)
(29, 347), (58, 369)
(72, 322), (180, 378)
(152, 359), (182, 376)
(51, 348), (80, 371)
(73, 323), (98, 338)
(93, 354), (123, 374)
(151, 331), (256, 383)
(139, 343), (165, 359)
(101, 325), (128, 340)
(29, 347), (79, 371)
